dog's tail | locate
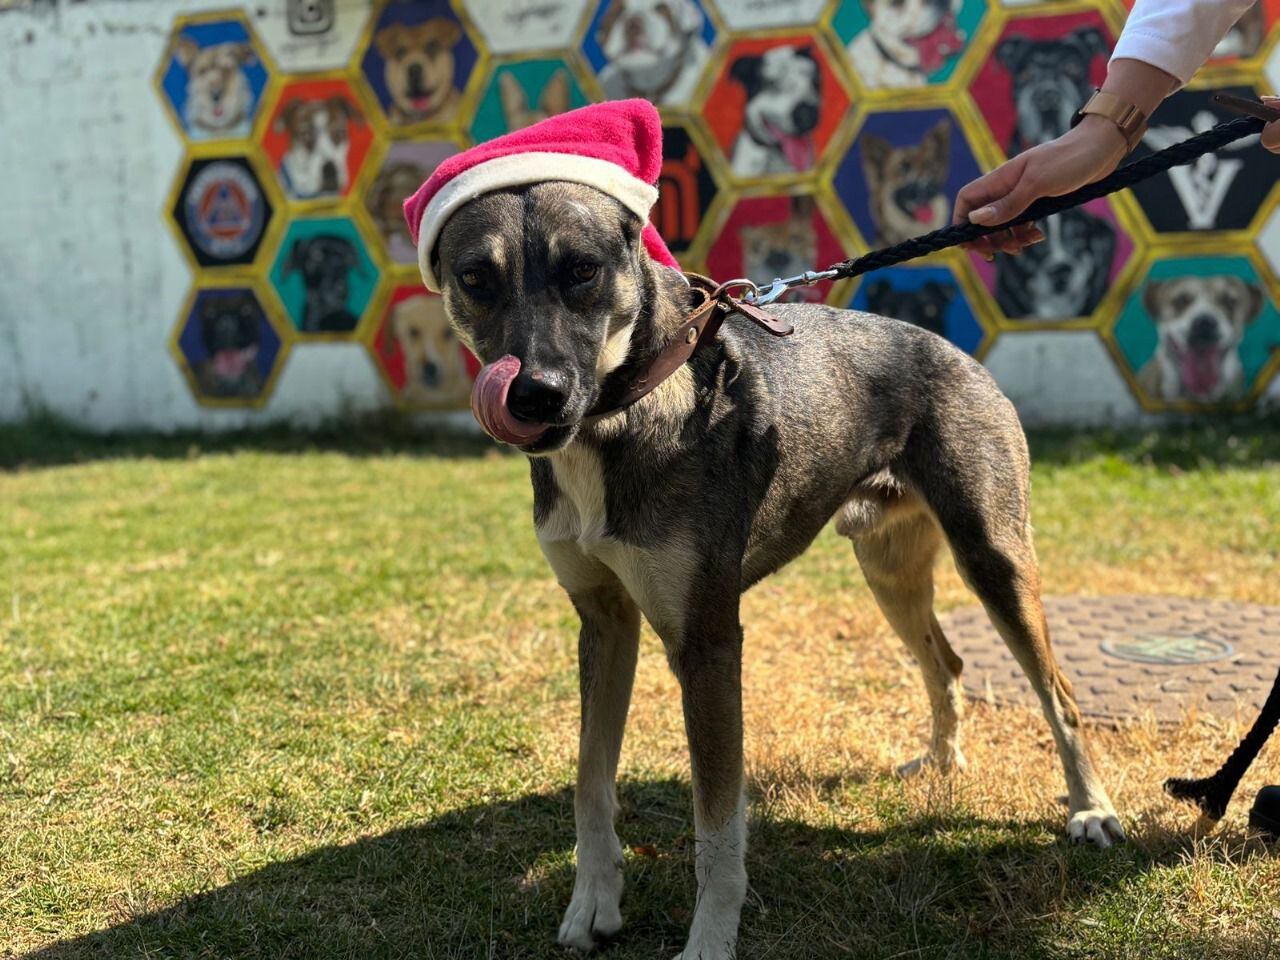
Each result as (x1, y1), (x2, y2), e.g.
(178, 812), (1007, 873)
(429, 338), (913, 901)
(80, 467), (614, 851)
(1164, 665), (1280, 821)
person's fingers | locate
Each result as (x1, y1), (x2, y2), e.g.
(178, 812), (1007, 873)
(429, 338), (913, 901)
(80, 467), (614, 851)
(953, 156), (1028, 226)
(1011, 223), (1045, 247)
(1264, 120), (1280, 154)
(967, 169), (1045, 227)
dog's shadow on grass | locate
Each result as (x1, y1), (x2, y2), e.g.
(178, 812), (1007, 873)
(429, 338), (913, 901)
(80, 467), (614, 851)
(20, 778), (1273, 960)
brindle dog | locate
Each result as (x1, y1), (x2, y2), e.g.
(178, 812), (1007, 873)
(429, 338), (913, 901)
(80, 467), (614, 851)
(431, 182), (1125, 958)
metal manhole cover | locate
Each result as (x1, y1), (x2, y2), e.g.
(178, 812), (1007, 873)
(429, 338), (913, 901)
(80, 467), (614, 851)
(939, 595), (1279, 724)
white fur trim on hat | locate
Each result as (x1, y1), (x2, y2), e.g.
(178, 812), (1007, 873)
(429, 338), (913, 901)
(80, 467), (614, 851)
(416, 152), (659, 291)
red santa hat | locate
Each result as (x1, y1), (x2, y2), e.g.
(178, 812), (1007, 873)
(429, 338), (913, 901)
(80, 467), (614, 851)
(403, 99), (680, 292)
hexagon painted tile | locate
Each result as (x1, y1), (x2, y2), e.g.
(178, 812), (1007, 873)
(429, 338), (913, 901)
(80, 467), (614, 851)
(850, 263), (987, 355)
(461, 0), (592, 55)
(260, 76), (375, 205)
(581, 0), (715, 108)
(171, 284), (289, 407)
(703, 33), (850, 182)
(269, 216), (380, 338)
(830, 0), (989, 90)
(469, 58), (591, 142)
(368, 284), (479, 409)
(651, 119), (722, 260)
(363, 138), (462, 266)
(169, 154), (275, 269)
(251, 0), (373, 73)
(156, 12), (271, 142)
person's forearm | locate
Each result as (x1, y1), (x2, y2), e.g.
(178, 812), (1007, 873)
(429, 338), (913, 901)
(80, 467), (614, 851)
(1100, 57), (1179, 120)
(1112, 0), (1259, 88)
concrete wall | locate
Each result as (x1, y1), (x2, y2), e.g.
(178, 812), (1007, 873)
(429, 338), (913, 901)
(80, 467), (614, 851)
(1, 0), (1278, 433)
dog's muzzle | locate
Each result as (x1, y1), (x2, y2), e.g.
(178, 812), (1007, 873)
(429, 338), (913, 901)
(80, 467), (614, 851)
(470, 355), (554, 447)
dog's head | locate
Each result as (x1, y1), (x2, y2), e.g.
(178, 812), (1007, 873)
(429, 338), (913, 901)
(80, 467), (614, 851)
(368, 162), (430, 242)
(285, 234), (359, 305)
(597, 0), (704, 92)
(861, 119), (950, 229)
(1000, 209), (1115, 319)
(277, 95), (360, 193)
(431, 182), (660, 454)
(860, 0), (963, 72)
(390, 294), (459, 392)
(864, 278), (954, 336)
(198, 292), (261, 382)
(1143, 275), (1262, 400)
(998, 27), (1107, 148)
(498, 70), (571, 132)
(375, 19), (461, 120)
(174, 38), (255, 131)
(731, 45), (820, 168)
(739, 196), (819, 302)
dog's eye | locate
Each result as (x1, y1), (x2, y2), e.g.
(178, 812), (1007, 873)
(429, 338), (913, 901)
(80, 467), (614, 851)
(459, 269), (484, 291)
(1171, 294), (1193, 313)
(570, 262), (599, 284)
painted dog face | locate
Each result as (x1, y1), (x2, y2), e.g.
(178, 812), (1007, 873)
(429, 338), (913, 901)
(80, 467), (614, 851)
(1143, 275), (1262, 401)
(277, 95), (360, 197)
(597, 0), (704, 94)
(862, 0), (963, 72)
(730, 45), (821, 169)
(861, 119), (951, 244)
(433, 183), (647, 454)
(997, 27), (1107, 150)
(739, 196), (819, 302)
(173, 38), (256, 134)
(375, 19), (462, 122)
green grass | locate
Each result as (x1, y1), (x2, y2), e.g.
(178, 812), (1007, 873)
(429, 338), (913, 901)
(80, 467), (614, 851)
(2, 419), (1280, 959)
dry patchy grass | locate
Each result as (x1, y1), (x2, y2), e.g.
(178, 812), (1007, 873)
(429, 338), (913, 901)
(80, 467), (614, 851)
(1, 423), (1279, 959)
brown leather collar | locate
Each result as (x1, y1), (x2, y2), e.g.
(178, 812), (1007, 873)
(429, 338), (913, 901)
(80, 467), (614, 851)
(587, 273), (793, 419)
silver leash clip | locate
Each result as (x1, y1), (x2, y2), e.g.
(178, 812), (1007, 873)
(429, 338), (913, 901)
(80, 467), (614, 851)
(745, 269), (841, 306)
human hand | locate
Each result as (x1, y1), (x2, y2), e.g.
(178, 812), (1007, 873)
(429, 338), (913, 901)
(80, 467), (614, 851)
(953, 115), (1129, 259)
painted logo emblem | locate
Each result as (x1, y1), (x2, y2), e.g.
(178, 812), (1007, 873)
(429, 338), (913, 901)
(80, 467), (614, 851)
(1101, 634), (1235, 666)
(184, 160), (267, 261)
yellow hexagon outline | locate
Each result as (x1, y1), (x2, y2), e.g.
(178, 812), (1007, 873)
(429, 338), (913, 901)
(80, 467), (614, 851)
(1098, 243), (1280, 414)
(260, 211), (387, 345)
(167, 275), (294, 410)
(152, 8), (280, 147)
(692, 26), (856, 191)
(352, 0), (491, 141)
(162, 143), (289, 277)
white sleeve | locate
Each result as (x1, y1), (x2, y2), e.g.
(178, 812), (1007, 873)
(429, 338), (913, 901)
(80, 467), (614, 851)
(1110, 0), (1260, 86)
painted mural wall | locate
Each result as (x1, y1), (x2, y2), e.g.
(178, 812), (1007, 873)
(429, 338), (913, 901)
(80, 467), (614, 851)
(2, 0), (1280, 430)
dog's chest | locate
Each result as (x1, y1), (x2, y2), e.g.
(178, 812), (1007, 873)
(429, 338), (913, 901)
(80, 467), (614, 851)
(536, 445), (695, 643)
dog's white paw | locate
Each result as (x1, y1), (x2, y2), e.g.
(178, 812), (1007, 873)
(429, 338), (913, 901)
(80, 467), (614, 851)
(896, 748), (967, 779)
(1067, 808), (1126, 848)
(672, 941), (735, 960)
(557, 871), (624, 952)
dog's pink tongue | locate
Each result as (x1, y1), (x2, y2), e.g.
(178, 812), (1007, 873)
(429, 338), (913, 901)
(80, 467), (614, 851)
(471, 355), (551, 446)
(1181, 347), (1222, 399)
(910, 14), (965, 74)
(772, 128), (814, 171)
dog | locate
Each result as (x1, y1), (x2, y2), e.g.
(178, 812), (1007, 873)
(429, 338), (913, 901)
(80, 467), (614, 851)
(171, 37), (256, 138)
(367, 161), (430, 258)
(193, 292), (262, 397)
(282, 235), (361, 333)
(374, 19), (463, 124)
(994, 208), (1116, 321)
(430, 178), (1125, 958)
(498, 70), (572, 132)
(860, 119), (951, 245)
(1212, 1), (1265, 59)
(728, 44), (821, 176)
(276, 95), (362, 199)
(1138, 275), (1262, 403)
(997, 27), (1109, 154)
(596, 0), (709, 104)
(738, 195), (820, 303)
(863, 277), (954, 337)
(848, 0), (966, 88)
(388, 294), (470, 405)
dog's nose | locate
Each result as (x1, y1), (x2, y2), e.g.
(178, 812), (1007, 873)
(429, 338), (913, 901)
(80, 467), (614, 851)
(1189, 314), (1222, 347)
(407, 62), (424, 89)
(507, 368), (570, 423)
(792, 102), (818, 132)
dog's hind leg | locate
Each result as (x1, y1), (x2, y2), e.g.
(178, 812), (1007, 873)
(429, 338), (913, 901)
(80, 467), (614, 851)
(845, 504), (967, 777)
(544, 546), (641, 951)
(933, 495), (1125, 847)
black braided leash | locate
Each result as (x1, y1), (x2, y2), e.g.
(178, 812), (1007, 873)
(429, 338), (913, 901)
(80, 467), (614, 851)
(1165, 667), (1280, 822)
(823, 114), (1265, 281)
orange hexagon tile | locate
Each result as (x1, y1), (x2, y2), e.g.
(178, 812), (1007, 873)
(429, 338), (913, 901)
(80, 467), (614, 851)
(260, 76), (375, 205)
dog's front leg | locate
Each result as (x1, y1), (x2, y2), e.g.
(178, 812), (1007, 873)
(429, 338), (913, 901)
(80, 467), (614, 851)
(555, 571), (641, 952)
(670, 619), (747, 960)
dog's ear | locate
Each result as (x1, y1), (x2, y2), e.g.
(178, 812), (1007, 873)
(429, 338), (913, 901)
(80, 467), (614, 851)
(428, 17), (462, 49)
(729, 54), (763, 96)
(171, 35), (200, 68)
(859, 133), (892, 188)
(1142, 279), (1166, 318)
(669, 0), (704, 34)
(235, 43), (257, 69)
(329, 94), (363, 125)
(275, 97), (303, 133)
(498, 72), (528, 124)
(996, 36), (1032, 73)
(539, 69), (571, 118)
(1070, 27), (1110, 62)
(1240, 280), (1265, 326)
(374, 23), (406, 60)
(922, 119), (951, 167)
(789, 194), (816, 223)
(283, 238), (308, 279)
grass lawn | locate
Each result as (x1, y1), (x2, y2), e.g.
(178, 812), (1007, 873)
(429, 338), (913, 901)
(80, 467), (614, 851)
(2, 420), (1280, 959)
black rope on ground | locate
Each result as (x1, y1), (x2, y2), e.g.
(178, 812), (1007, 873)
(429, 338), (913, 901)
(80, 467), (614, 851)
(1165, 666), (1280, 821)
(827, 115), (1265, 281)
